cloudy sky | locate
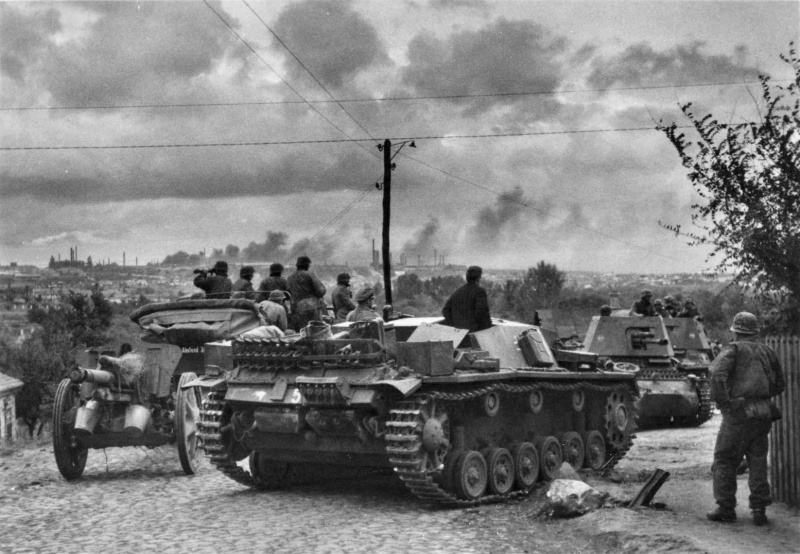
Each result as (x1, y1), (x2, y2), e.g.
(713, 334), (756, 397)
(1, 0), (797, 272)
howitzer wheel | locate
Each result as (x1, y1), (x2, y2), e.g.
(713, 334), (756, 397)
(176, 372), (203, 475)
(53, 379), (88, 480)
(582, 430), (607, 471)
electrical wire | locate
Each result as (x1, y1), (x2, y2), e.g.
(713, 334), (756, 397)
(0, 125), (696, 151)
(1, 79), (783, 112)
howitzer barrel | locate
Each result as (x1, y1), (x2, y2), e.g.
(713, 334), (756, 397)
(69, 367), (116, 384)
(69, 366), (137, 387)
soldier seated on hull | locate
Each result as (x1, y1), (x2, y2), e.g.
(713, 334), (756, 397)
(441, 266), (492, 333)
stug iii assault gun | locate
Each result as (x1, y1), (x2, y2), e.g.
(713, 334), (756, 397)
(52, 299), (262, 480)
(184, 316), (639, 506)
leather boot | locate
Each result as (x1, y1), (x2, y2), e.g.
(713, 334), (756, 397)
(752, 509), (768, 526)
(707, 506), (736, 522)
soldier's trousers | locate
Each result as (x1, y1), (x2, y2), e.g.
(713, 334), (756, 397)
(712, 415), (773, 510)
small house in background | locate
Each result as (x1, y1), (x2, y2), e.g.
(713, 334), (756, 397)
(0, 372), (24, 442)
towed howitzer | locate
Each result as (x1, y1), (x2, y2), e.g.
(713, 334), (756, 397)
(53, 299), (264, 481)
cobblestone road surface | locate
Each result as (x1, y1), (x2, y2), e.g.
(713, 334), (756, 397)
(1, 417), (798, 554)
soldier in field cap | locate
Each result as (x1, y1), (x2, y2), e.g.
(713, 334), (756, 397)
(286, 256), (326, 331)
(706, 311), (785, 527)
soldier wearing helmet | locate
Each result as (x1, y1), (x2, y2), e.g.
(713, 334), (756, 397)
(192, 260), (233, 299)
(231, 265), (256, 299)
(653, 298), (671, 318)
(678, 296), (700, 318)
(630, 289), (656, 317)
(332, 272), (356, 322)
(664, 295), (680, 317)
(257, 262), (288, 302)
(346, 286), (380, 322)
(706, 312), (785, 526)
(286, 256), (327, 331)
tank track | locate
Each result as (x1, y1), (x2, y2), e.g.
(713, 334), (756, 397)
(695, 379), (712, 425)
(386, 381), (637, 506)
(198, 391), (328, 490)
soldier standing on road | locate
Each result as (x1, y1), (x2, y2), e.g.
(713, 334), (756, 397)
(706, 312), (785, 526)
(257, 263), (289, 302)
(630, 289), (656, 316)
(346, 286), (380, 322)
(286, 256), (326, 331)
(231, 266), (256, 299)
(192, 260), (233, 299)
(332, 273), (356, 322)
(441, 266), (492, 333)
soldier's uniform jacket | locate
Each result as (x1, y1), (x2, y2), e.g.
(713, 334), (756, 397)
(231, 278), (255, 299)
(192, 273), (232, 299)
(257, 276), (288, 302)
(257, 300), (288, 332)
(709, 339), (785, 411)
(346, 306), (380, 322)
(287, 270), (326, 302)
(631, 298), (656, 316)
(332, 284), (356, 322)
(441, 282), (491, 333)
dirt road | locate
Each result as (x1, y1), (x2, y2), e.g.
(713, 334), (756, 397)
(1, 414), (797, 553)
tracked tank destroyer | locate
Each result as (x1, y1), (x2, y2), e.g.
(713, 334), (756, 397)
(582, 315), (712, 428)
(186, 317), (638, 505)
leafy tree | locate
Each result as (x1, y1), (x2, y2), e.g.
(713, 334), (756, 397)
(396, 273), (423, 300)
(659, 45), (800, 333)
(423, 275), (464, 304)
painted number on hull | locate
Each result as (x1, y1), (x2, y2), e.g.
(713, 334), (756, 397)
(290, 388), (302, 404)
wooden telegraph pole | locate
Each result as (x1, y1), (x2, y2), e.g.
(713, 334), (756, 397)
(382, 139), (393, 307)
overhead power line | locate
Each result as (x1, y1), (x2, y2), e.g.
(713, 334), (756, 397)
(0, 125), (697, 151)
(242, 0), (375, 143)
(1, 80), (779, 112)
(201, 0), (379, 161)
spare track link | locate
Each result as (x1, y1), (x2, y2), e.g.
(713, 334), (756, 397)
(386, 381), (637, 506)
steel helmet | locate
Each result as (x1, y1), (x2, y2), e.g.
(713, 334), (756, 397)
(730, 311), (759, 335)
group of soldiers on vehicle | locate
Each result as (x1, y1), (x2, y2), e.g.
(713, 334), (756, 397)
(193, 256), (388, 332)
(597, 289), (701, 319)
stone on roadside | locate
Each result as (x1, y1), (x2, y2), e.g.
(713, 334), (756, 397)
(554, 461), (582, 481)
(546, 479), (609, 518)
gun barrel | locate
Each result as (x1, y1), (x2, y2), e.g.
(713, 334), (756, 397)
(69, 367), (116, 384)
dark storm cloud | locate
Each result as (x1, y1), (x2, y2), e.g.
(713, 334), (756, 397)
(0, 4), (61, 82)
(0, 146), (377, 202)
(466, 186), (529, 249)
(272, 0), (390, 90)
(402, 217), (441, 259)
(38, 2), (248, 107)
(400, 19), (568, 116)
(587, 42), (762, 90)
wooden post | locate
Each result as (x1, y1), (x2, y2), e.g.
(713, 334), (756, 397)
(382, 139), (393, 306)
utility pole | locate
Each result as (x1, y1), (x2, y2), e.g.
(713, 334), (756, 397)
(379, 138), (416, 310)
(382, 139), (393, 306)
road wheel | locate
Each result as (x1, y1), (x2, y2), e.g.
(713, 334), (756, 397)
(248, 451), (291, 489)
(454, 450), (488, 500)
(176, 372), (203, 475)
(560, 432), (585, 470)
(535, 436), (563, 481)
(582, 430), (607, 470)
(484, 447), (515, 495)
(53, 379), (88, 480)
(511, 442), (539, 490)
